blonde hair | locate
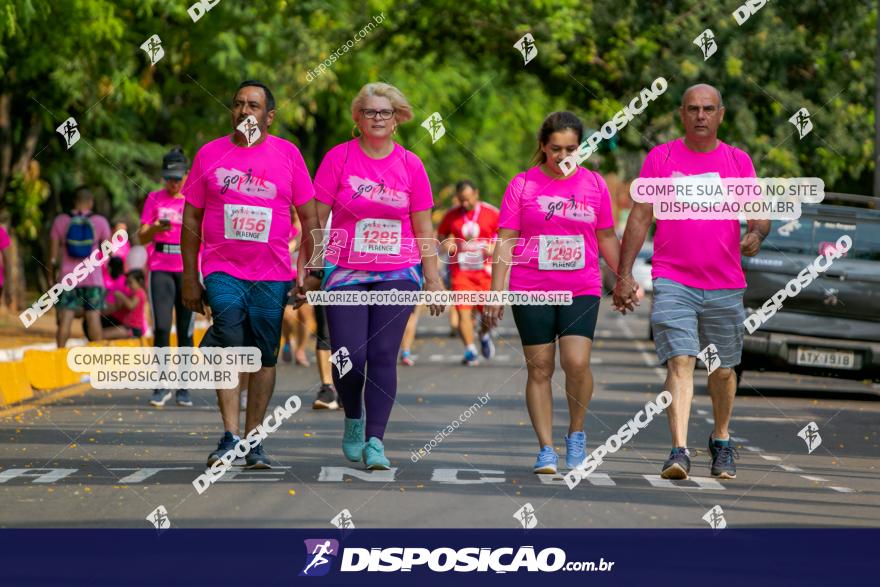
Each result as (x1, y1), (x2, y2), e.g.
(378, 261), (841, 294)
(351, 82), (413, 124)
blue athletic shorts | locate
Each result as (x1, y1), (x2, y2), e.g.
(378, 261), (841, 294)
(201, 272), (291, 367)
(651, 277), (746, 368)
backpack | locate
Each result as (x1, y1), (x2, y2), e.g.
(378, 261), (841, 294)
(65, 213), (95, 258)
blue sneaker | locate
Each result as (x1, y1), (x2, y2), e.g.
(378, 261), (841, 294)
(363, 436), (391, 470)
(533, 445), (558, 474)
(206, 431), (238, 467)
(175, 389), (193, 406)
(343, 417), (365, 462)
(709, 436), (738, 479)
(150, 390), (172, 407)
(480, 335), (495, 360)
(245, 442), (272, 469)
(660, 447), (691, 480)
(565, 431), (587, 469)
(462, 349), (479, 366)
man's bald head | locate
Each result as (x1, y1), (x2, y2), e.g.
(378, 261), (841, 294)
(681, 84), (723, 108)
(679, 83), (726, 145)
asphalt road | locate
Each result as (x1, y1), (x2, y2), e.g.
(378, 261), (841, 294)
(1, 299), (878, 529)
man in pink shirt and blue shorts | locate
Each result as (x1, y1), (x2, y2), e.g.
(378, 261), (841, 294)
(615, 84), (770, 481)
(181, 80), (320, 469)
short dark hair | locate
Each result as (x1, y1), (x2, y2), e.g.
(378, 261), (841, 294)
(455, 180), (478, 193)
(73, 186), (94, 205)
(126, 269), (146, 287)
(108, 256), (125, 279)
(236, 80), (275, 111)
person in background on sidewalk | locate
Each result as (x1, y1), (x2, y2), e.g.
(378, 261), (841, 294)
(485, 111), (622, 475)
(613, 83), (770, 481)
(49, 187), (112, 347)
(139, 147), (195, 407)
(437, 179), (499, 366)
(102, 269), (147, 339)
(181, 80), (319, 469)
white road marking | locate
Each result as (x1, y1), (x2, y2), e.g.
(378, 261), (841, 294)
(778, 464), (804, 473)
(109, 467), (192, 483)
(800, 475), (829, 482)
(317, 467), (398, 482)
(217, 467), (289, 482)
(430, 468), (505, 484)
(829, 486), (856, 493)
(643, 475), (726, 490)
(759, 455), (782, 461)
(0, 468), (77, 483)
(537, 472), (615, 486)
(743, 446), (764, 453)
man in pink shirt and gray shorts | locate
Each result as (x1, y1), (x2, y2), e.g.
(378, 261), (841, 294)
(614, 84), (770, 481)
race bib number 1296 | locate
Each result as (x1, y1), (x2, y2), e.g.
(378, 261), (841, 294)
(538, 234), (585, 270)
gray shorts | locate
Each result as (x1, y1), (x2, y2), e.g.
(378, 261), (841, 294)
(651, 277), (746, 368)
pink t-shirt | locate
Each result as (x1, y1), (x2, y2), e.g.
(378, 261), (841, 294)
(183, 135), (315, 281)
(121, 288), (147, 332)
(314, 140), (434, 271)
(105, 274), (130, 322)
(50, 212), (112, 288)
(0, 225), (10, 288)
(641, 139), (756, 290)
(141, 189), (185, 272)
(499, 166), (614, 297)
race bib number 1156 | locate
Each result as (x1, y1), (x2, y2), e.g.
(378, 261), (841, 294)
(224, 204), (272, 243)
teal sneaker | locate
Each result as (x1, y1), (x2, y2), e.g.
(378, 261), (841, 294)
(533, 445), (558, 474)
(342, 417), (365, 462)
(565, 431), (586, 469)
(363, 436), (391, 470)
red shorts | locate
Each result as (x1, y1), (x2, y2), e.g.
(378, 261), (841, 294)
(451, 269), (491, 310)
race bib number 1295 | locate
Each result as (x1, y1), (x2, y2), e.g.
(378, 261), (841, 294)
(354, 218), (401, 255)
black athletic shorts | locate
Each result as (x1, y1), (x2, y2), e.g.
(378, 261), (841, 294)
(511, 295), (601, 346)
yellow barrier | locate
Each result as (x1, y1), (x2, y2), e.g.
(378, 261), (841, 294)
(23, 349), (81, 390)
(0, 360), (34, 406)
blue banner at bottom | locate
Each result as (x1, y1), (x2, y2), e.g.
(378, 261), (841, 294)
(0, 529), (873, 585)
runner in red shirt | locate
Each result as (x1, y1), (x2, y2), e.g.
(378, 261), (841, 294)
(437, 180), (499, 365)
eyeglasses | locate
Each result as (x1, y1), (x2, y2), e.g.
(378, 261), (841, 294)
(361, 108), (395, 120)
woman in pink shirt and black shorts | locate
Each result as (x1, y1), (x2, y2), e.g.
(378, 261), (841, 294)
(486, 111), (622, 475)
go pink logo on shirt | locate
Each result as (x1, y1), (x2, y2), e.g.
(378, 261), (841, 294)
(157, 207), (183, 224)
(215, 167), (277, 199)
(347, 175), (408, 208)
(538, 195), (596, 223)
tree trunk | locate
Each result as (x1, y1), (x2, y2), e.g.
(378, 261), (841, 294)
(0, 93), (12, 199)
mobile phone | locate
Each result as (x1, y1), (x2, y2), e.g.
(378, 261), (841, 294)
(158, 218), (171, 229)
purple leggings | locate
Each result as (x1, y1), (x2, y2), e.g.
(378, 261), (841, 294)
(325, 280), (418, 440)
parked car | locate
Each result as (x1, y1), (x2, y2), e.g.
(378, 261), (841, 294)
(738, 196), (880, 384)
